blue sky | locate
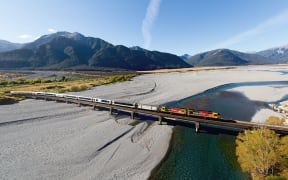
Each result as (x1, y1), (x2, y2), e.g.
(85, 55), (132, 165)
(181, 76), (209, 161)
(1, 0), (288, 55)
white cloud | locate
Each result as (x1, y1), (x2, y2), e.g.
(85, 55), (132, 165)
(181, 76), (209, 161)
(142, 0), (162, 49)
(210, 9), (288, 50)
(48, 28), (57, 33)
(17, 34), (33, 39)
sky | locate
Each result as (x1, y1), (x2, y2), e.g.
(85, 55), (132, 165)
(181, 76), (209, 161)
(1, 0), (288, 55)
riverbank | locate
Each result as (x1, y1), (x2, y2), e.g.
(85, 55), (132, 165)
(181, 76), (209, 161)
(1, 65), (288, 179)
(0, 71), (137, 105)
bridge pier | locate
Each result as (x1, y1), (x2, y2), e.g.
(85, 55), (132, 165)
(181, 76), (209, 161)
(109, 107), (113, 115)
(195, 122), (200, 133)
(158, 116), (163, 125)
(131, 111), (136, 119)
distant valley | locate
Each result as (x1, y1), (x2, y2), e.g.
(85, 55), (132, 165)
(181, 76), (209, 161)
(0, 31), (287, 70)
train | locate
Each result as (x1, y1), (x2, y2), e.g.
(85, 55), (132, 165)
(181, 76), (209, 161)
(9, 91), (221, 120)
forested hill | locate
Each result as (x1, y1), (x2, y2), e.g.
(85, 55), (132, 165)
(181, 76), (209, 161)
(0, 32), (191, 70)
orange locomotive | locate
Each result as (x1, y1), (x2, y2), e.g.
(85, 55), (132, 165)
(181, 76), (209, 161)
(160, 106), (220, 119)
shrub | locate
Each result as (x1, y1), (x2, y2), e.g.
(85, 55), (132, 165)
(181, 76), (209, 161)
(0, 80), (8, 86)
(70, 86), (80, 92)
(79, 85), (88, 91)
(266, 176), (286, 180)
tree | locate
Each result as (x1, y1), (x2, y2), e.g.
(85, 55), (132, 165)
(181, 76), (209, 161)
(236, 128), (281, 179)
(266, 116), (285, 126)
(278, 136), (288, 178)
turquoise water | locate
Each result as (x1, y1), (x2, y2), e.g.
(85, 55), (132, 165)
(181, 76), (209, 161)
(152, 127), (248, 180)
(151, 81), (288, 180)
(152, 91), (250, 180)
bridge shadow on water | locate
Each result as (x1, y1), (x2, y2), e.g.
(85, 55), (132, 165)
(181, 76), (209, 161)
(114, 112), (242, 136)
(164, 119), (241, 136)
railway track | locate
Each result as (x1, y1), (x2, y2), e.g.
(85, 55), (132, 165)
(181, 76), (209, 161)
(9, 91), (288, 135)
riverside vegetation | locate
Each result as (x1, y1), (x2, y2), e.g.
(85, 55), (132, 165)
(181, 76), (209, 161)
(236, 116), (288, 180)
(0, 72), (137, 105)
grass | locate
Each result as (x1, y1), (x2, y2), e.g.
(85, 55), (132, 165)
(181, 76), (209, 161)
(0, 73), (137, 105)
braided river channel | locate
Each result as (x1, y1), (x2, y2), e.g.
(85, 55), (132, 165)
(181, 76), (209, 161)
(151, 81), (288, 180)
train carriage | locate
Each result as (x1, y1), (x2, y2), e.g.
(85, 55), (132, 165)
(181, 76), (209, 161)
(137, 104), (158, 111)
(78, 96), (93, 102)
(93, 98), (112, 104)
(160, 106), (187, 115)
(112, 101), (136, 108)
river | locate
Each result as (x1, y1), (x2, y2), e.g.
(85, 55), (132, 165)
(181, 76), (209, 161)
(151, 81), (288, 180)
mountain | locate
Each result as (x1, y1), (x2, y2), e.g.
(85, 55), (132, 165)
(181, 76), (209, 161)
(180, 54), (191, 61)
(187, 49), (274, 66)
(90, 45), (190, 70)
(24, 32), (87, 49)
(129, 46), (146, 52)
(0, 32), (191, 70)
(0, 40), (23, 53)
(257, 45), (288, 63)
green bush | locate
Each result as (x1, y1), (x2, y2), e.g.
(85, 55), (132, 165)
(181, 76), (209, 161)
(266, 176), (286, 180)
(15, 78), (26, 84)
(79, 85), (88, 91)
(0, 80), (8, 86)
(33, 77), (42, 84)
(70, 86), (80, 92)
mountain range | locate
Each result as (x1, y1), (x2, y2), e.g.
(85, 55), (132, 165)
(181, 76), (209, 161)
(0, 31), (287, 70)
(257, 45), (288, 62)
(0, 32), (191, 70)
(0, 40), (23, 53)
(185, 48), (286, 66)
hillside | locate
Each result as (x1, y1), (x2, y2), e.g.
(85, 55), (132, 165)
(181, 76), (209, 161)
(0, 32), (191, 70)
(187, 49), (274, 66)
(0, 40), (22, 53)
(257, 45), (288, 63)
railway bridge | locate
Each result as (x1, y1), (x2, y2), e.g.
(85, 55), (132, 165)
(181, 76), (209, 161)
(10, 91), (288, 135)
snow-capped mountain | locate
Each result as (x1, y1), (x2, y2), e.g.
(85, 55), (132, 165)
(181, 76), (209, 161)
(25, 31), (86, 48)
(257, 45), (288, 63)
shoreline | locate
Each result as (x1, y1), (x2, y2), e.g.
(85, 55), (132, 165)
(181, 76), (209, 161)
(148, 126), (176, 180)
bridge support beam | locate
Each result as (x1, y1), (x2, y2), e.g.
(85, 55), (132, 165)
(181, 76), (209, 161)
(131, 111), (136, 119)
(158, 116), (163, 125)
(195, 122), (200, 133)
(109, 107), (113, 115)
